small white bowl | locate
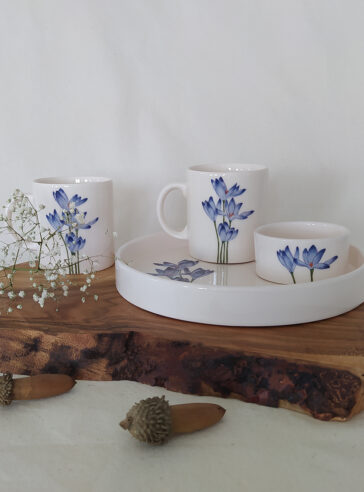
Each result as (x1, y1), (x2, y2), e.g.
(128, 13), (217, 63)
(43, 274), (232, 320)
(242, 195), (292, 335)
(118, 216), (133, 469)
(254, 221), (350, 284)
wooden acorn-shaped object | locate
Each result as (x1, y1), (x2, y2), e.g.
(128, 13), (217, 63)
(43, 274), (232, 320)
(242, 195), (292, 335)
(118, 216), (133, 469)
(120, 395), (226, 445)
(0, 373), (76, 406)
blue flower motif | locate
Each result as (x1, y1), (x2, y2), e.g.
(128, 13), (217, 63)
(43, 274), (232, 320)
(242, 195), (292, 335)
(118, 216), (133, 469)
(62, 210), (99, 230)
(154, 260), (199, 271)
(53, 189), (88, 210)
(152, 260), (199, 280)
(46, 209), (64, 231)
(227, 183), (246, 198)
(50, 188), (98, 230)
(150, 260), (213, 282)
(201, 176), (254, 263)
(65, 232), (86, 253)
(295, 245), (338, 271)
(211, 177), (246, 200)
(46, 187), (99, 274)
(277, 246), (300, 274)
(224, 198), (254, 222)
(201, 197), (222, 222)
(189, 267), (215, 281)
(218, 222), (238, 242)
(153, 266), (189, 281)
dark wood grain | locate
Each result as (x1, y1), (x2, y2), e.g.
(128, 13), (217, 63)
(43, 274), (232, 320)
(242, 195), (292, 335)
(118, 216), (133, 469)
(0, 265), (363, 421)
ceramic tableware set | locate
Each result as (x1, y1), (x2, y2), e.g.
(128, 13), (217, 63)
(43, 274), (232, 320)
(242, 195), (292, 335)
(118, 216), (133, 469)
(17, 169), (364, 326)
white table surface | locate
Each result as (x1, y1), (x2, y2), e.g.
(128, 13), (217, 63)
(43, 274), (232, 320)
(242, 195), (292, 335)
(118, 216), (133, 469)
(0, 378), (363, 492)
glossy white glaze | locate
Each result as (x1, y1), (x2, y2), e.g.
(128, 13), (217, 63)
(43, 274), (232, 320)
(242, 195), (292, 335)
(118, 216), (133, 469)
(16, 177), (114, 272)
(115, 232), (364, 326)
(157, 164), (268, 264)
(255, 221), (350, 284)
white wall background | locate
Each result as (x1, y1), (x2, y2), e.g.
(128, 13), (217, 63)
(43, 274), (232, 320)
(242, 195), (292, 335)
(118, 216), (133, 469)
(0, 0), (363, 249)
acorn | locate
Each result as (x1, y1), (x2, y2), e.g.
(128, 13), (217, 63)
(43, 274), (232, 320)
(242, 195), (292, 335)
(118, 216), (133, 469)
(0, 373), (76, 406)
(120, 395), (226, 445)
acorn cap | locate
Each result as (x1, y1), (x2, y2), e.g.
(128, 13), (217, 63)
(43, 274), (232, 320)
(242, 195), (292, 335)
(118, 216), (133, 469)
(120, 395), (172, 445)
(0, 373), (14, 406)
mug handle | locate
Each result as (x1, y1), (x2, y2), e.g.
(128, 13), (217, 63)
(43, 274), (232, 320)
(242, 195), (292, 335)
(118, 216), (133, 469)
(156, 183), (188, 240)
(6, 193), (38, 249)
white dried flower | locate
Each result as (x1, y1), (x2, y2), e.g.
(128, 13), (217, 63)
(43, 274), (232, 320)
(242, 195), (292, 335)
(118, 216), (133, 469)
(7, 307), (12, 313)
(76, 213), (84, 224)
(0, 188), (101, 312)
(94, 294), (98, 301)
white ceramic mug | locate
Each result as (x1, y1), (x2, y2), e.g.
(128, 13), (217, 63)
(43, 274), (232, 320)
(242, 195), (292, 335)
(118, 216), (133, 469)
(157, 164), (268, 264)
(7, 177), (114, 272)
(254, 221), (350, 284)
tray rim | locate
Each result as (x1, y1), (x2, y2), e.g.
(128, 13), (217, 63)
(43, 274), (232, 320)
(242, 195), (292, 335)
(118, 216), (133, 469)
(115, 232), (364, 326)
(116, 231), (364, 293)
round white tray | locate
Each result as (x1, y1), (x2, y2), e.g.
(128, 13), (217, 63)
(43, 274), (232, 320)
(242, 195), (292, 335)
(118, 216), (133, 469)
(115, 232), (364, 326)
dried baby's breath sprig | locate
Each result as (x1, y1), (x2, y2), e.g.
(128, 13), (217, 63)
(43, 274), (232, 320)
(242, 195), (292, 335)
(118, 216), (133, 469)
(0, 189), (99, 313)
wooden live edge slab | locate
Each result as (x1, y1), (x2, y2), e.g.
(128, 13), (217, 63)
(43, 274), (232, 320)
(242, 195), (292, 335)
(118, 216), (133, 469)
(0, 266), (363, 422)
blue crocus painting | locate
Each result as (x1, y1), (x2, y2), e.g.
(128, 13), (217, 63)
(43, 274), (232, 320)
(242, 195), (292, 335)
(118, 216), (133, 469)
(149, 260), (214, 283)
(277, 244), (338, 283)
(65, 232), (86, 254)
(46, 188), (99, 274)
(211, 178), (246, 200)
(218, 222), (238, 243)
(295, 245), (338, 282)
(277, 246), (300, 283)
(202, 177), (254, 263)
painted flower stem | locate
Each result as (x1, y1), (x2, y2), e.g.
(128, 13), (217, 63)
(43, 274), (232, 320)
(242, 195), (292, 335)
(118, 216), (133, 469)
(202, 177), (254, 265)
(75, 229), (80, 274)
(227, 219), (232, 264)
(290, 272), (296, 284)
(310, 269), (314, 282)
(68, 226), (74, 274)
(221, 202), (227, 264)
(213, 221), (220, 264)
